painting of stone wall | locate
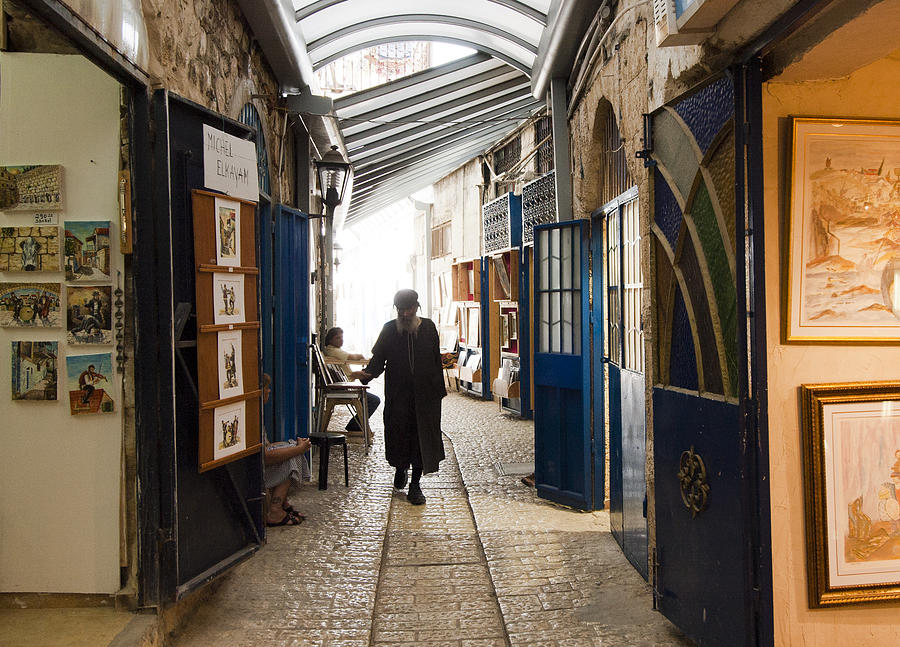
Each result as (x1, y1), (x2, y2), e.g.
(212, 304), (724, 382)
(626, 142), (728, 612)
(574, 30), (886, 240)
(0, 165), (63, 211)
(0, 227), (60, 271)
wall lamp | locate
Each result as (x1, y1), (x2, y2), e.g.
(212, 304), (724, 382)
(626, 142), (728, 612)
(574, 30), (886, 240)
(314, 145), (351, 211)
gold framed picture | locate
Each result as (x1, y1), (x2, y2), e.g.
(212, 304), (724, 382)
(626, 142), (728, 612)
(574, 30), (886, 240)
(800, 381), (900, 606)
(786, 118), (900, 342)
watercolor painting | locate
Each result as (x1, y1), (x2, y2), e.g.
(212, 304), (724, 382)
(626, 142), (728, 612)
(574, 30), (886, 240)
(217, 329), (243, 399)
(214, 197), (240, 267)
(788, 118), (900, 340)
(66, 285), (112, 344)
(64, 220), (111, 281)
(213, 400), (246, 461)
(0, 226), (60, 271)
(801, 382), (900, 606)
(0, 282), (61, 328)
(66, 352), (114, 415)
(11, 341), (57, 400)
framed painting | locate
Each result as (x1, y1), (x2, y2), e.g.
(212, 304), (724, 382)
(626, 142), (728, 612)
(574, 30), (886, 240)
(787, 118), (900, 341)
(0, 282), (61, 328)
(66, 352), (114, 414)
(0, 226), (60, 271)
(66, 285), (112, 344)
(64, 220), (111, 281)
(800, 381), (900, 606)
(11, 341), (57, 400)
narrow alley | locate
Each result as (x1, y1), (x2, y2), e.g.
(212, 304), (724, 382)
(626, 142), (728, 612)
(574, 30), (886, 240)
(170, 389), (689, 647)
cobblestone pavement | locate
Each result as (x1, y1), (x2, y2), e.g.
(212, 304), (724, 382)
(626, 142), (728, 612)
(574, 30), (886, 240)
(171, 388), (691, 647)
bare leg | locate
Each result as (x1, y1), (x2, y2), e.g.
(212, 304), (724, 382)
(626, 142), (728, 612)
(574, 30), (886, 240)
(266, 479), (291, 523)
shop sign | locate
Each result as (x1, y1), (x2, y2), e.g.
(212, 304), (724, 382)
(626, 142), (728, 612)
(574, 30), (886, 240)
(202, 124), (259, 202)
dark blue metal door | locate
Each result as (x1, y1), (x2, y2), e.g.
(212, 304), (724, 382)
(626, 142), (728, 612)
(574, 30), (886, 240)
(273, 205), (310, 441)
(600, 188), (648, 578)
(650, 73), (765, 645)
(533, 221), (594, 510)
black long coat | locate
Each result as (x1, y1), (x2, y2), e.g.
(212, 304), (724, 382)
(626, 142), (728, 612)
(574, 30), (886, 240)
(362, 317), (446, 474)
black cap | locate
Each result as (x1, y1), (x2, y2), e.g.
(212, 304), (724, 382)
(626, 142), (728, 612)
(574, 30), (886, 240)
(393, 289), (419, 309)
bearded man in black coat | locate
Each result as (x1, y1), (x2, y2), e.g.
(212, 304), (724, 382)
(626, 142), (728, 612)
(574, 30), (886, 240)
(352, 289), (446, 505)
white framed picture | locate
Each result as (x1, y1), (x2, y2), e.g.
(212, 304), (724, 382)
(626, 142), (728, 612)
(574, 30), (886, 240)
(212, 272), (244, 325)
(213, 399), (246, 461)
(217, 329), (243, 400)
(214, 196), (241, 267)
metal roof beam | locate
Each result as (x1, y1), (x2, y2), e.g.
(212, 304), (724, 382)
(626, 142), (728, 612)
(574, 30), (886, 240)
(333, 53), (492, 109)
(345, 96), (539, 165)
(307, 15), (537, 55)
(351, 130), (507, 197)
(352, 117), (517, 169)
(340, 77), (528, 138)
(352, 123), (514, 189)
(338, 66), (518, 124)
(344, 83), (531, 145)
(312, 36), (532, 75)
(296, 0), (547, 26)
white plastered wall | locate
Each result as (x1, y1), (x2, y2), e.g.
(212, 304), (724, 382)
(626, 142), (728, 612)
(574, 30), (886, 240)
(0, 53), (122, 593)
(763, 52), (900, 644)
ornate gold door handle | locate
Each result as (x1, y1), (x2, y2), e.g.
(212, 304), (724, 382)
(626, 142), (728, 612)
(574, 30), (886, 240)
(678, 446), (709, 517)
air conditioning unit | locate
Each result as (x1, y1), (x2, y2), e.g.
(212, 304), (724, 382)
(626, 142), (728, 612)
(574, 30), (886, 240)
(654, 0), (741, 47)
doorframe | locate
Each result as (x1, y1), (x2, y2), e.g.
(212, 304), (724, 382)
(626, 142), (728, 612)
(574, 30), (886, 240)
(734, 60), (773, 647)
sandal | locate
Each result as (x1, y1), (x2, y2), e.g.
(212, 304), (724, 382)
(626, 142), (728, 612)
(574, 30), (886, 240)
(266, 513), (302, 527)
(283, 505), (306, 522)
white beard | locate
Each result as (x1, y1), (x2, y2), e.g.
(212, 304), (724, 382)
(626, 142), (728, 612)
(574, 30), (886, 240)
(396, 316), (421, 335)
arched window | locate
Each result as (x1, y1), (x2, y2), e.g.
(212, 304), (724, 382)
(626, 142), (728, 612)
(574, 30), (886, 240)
(238, 103), (271, 197)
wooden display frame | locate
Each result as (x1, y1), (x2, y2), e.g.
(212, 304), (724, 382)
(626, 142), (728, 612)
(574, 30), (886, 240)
(191, 189), (262, 472)
(451, 258), (481, 302)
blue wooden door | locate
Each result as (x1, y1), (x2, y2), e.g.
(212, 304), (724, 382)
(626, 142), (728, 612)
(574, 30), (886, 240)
(600, 188), (648, 578)
(273, 205), (310, 441)
(533, 221), (594, 510)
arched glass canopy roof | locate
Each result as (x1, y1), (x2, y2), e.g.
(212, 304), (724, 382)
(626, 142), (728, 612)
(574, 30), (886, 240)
(283, 0), (555, 222)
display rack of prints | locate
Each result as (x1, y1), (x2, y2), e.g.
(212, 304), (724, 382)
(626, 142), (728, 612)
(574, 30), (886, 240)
(192, 190), (261, 472)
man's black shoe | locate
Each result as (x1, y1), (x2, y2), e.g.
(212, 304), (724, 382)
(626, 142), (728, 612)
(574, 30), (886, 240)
(393, 468), (408, 489)
(407, 483), (426, 505)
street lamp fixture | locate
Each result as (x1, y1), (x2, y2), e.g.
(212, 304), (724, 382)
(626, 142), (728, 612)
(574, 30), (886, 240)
(314, 145), (351, 209)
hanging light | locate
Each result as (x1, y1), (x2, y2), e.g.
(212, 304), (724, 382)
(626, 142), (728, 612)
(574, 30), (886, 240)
(314, 145), (351, 209)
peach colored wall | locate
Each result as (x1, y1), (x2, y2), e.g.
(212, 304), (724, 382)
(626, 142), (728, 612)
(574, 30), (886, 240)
(763, 53), (900, 645)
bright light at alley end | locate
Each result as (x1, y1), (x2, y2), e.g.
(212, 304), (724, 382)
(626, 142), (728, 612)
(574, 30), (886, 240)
(315, 145), (351, 209)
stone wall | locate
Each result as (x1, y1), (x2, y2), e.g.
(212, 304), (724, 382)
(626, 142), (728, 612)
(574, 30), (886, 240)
(141, 0), (295, 205)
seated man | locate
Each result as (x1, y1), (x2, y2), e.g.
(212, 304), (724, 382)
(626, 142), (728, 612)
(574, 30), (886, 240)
(262, 374), (312, 526)
(323, 326), (380, 433)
